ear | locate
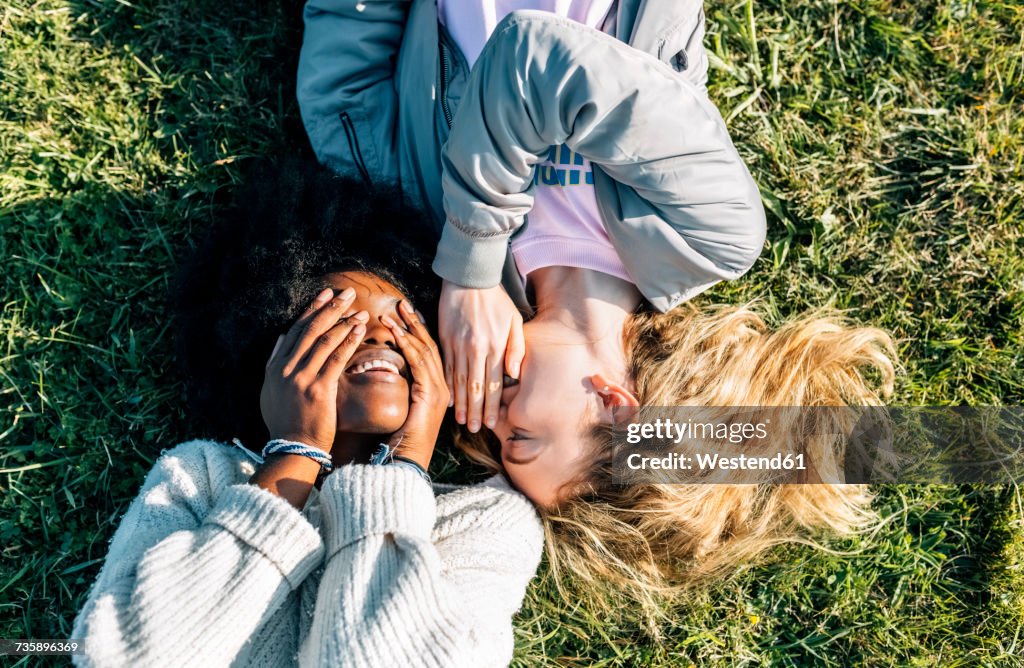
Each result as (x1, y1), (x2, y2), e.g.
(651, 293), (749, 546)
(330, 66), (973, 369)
(589, 373), (639, 423)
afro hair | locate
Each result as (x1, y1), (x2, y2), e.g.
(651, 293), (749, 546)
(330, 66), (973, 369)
(171, 157), (440, 449)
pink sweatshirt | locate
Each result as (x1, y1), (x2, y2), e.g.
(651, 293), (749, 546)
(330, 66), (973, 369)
(437, 0), (633, 285)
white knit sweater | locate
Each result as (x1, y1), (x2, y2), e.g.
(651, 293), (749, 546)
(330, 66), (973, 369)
(72, 440), (544, 667)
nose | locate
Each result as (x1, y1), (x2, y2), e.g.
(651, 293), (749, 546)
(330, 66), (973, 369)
(361, 318), (398, 350)
(500, 380), (521, 415)
(488, 382), (519, 437)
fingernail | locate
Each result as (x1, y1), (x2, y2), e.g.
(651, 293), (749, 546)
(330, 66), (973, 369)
(382, 315), (404, 334)
(485, 416), (496, 429)
(456, 411), (465, 423)
(469, 420), (480, 432)
(509, 361), (520, 378)
(351, 310), (369, 322)
(340, 287), (356, 300)
(315, 288), (333, 304)
(400, 300), (414, 314)
(353, 324), (366, 335)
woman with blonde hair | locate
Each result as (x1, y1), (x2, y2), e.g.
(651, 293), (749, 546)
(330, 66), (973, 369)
(457, 302), (897, 622)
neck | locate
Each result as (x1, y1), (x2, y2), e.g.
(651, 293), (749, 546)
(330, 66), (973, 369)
(330, 433), (381, 466)
(529, 266), (642, 376)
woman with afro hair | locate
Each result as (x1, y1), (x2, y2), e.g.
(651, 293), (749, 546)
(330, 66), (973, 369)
(71, 158), (544, 668)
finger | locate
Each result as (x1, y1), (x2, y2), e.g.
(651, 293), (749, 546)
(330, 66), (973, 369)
(398, 300), (434, 345)
(483, 354), (503, 430)
(317, 322), (368, 383)
(383, 314), (442, 378)
(397, 301), (443, 372)
(301, 310), (369, 376)
(265, 334), (284, 370)
(278, 288), (333, 362)
(505, 315), (525, 380)
(283, 288), (357, 375)
(382, 314), (427, 376)
(383, 315), (448, 412)
(466, 354), (486, 433)
(443, 355), (455, 408)
(454, 351), (469, 425)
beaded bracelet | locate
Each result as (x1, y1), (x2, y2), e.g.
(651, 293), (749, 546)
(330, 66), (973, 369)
(262, 439), (333, 472)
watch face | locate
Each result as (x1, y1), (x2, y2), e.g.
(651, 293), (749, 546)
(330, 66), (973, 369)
(370, 443), (393, 466)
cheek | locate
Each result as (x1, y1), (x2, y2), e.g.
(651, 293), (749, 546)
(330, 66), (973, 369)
(511, 382), (590, 431)
(376, 402), (405, 420)
(517, 354), (591, 411)
(505, 464), (559, 509)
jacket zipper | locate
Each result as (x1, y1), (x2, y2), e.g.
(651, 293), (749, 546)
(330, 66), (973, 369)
(339, 111), (372, 185)
(439, 41), (454, 128)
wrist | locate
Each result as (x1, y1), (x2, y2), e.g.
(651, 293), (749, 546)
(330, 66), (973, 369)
(432, 222), (508, 289)
(269, 432), (332, 453)
(384, 433), (432, 472)
(263, 439), (334, 471)
(250, 452), (323, 509)
(370, 442), (432, 483)
(388, 427), (441, 471)
(391, 448), (431, 472)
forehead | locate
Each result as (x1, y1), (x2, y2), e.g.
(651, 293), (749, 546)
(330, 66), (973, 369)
(321, 270), (404, 298)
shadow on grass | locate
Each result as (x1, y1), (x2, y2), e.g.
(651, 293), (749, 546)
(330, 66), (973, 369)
(2, 0), (315, 642)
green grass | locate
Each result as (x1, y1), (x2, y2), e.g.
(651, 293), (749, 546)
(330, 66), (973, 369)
(1, 0), (1022, 665)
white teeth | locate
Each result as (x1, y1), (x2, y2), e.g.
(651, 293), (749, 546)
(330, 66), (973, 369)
(347, 359), (401, 375)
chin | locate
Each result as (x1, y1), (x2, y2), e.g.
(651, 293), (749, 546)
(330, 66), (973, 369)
(361, 422), (406, 435)
(336, 416), (408, 435)
(337, 399), (409, 435)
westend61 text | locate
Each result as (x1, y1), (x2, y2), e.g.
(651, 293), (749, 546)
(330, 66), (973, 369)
(626, 452), (807, 471)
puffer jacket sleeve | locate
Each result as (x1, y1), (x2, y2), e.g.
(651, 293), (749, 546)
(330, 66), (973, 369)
(433, 10), (766, 309)
(299, 465), (543, 668)
(297, 0), (411, 184)
(71, 441), (324, 668)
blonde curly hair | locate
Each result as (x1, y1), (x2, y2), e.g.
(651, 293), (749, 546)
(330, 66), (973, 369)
(456, 302), (898, 625)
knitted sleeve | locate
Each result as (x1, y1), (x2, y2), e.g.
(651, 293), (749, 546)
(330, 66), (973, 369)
(299, 465), (544, 668)
(71, 440), (325, 668)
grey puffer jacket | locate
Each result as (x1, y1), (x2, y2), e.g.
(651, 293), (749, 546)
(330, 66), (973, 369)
(297, 0), (766, 311)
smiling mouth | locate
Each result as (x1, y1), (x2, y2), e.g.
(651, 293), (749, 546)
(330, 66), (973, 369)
(343, 348), (409, 381)
(346, 359), (401, 375)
